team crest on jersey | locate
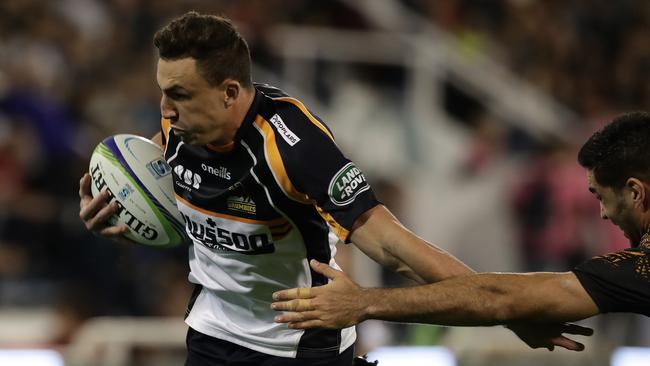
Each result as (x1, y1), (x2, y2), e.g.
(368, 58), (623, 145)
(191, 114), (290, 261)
(328, 162), (370, 206)
(173, 164), (202, 190)
(227, 195), (257, 215)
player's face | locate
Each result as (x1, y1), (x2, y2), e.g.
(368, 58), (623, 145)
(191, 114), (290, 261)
(587, 170), (641, 244)
(156, 57), (232, 146)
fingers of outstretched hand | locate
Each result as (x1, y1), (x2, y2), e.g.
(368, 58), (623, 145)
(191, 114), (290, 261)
(309, 260), (343, 279)
(287, 320), (323, 329)
(550, 335), (585, 351)
(272, 287), (312, 301)
(562, 323), (594, 336)
(272, 298), (314, 312)
(274, 310), (319, 324)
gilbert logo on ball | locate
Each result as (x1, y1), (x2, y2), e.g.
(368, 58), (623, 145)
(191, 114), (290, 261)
(89, 134), (187, 247)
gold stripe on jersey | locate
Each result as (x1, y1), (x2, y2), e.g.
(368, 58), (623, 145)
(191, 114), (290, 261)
(271, 225), (292, 241)
(270, 221), (292, 240)
(314, 203), (349, 241)
(255, 116), (350, 242)
(272, 97), (336, 143)
(161, 118), (171, 145)
(270, 221), (292, 232)
(254, 116), (310, 204)
(175, 194), (289, 227)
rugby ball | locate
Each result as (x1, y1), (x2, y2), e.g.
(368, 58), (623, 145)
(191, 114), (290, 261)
(88, 134), (186, 247)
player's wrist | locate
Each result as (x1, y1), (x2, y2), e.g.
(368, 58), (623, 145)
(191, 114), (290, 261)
(358, 288), (380, 322)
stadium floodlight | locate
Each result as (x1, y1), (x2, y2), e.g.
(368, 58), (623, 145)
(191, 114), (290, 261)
(611, 347), (650, 366)
(0, 349), (64, 366)
(366, 346), (456, 366)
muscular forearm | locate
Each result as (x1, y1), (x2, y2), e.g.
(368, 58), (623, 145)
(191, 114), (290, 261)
(385, 236), (474, 284)
(362, 272), (598, 326)
(351, 206), (474, 284)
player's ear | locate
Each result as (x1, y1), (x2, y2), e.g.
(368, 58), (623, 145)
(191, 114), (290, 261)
(626, 177), (646, 210)
(223, 80), (240, 107)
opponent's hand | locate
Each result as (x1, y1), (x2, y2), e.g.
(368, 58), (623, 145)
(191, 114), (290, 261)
(506, 322), (594, 351)
(78, 173), (133, 243)
(272, 260), (368, 329)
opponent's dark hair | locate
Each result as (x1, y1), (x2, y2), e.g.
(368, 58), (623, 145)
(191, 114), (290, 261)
(153, 11), (252, 88)
(578, 111), (650, 189)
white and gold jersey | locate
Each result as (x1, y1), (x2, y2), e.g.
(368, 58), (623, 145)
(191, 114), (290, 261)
(161, 84), (379, 358)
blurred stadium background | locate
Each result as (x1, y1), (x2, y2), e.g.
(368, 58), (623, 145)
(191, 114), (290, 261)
(0, 0), (648, 365)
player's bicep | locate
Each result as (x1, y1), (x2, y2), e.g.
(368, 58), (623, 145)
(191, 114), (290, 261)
(522, 272), (599, 322)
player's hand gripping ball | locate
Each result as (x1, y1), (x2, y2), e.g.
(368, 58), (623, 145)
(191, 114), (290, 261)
(89, 134), (186, 247)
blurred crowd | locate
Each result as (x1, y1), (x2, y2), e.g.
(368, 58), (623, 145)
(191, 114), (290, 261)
(411, 0), (648, 269)
(0, 0), (648, 350)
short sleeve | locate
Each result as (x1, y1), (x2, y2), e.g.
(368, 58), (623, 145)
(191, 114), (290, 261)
(269, 100), (380, 239)
(572, 249), (650, 316)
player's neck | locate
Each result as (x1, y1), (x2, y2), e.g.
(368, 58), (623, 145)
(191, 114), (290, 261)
(234, 87), (256, 129)
(212, 88), (255, 146)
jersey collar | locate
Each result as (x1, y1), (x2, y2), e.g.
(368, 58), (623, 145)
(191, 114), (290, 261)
(234, 88), (263, 142)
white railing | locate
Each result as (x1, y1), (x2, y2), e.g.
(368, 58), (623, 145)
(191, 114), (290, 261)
(345, 0), (579, 136)
(268, 25), (577, 143)
(65, 317), (186, 366)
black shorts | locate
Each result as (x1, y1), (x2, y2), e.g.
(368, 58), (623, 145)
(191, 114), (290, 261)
(185, 327), (354, 366)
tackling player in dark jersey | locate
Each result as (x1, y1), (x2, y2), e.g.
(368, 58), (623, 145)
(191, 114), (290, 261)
(272, 111), (650, 351)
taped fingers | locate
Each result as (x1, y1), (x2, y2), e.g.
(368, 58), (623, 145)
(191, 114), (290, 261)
(274, 310), (320, 324)
(273, 287), (313, 301)
(296, 287), (312, 298)
(273, 298), (315, 312)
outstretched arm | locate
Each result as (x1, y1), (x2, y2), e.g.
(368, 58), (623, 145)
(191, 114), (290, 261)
(273, 260), (597, 350)
(363, 271), (598, 326)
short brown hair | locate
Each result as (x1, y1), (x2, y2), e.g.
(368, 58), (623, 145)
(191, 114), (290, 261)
(153, 11), (252, 88)
(578, 111), (650, 189)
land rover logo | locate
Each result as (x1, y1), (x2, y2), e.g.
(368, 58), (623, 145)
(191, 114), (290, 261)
(328, 162), (370, 206)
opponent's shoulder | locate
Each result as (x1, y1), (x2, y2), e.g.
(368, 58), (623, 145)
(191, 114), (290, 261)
(572, 248), (650, 314)
(572, 248), (650, 291)
(583, 248), (648, 268)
